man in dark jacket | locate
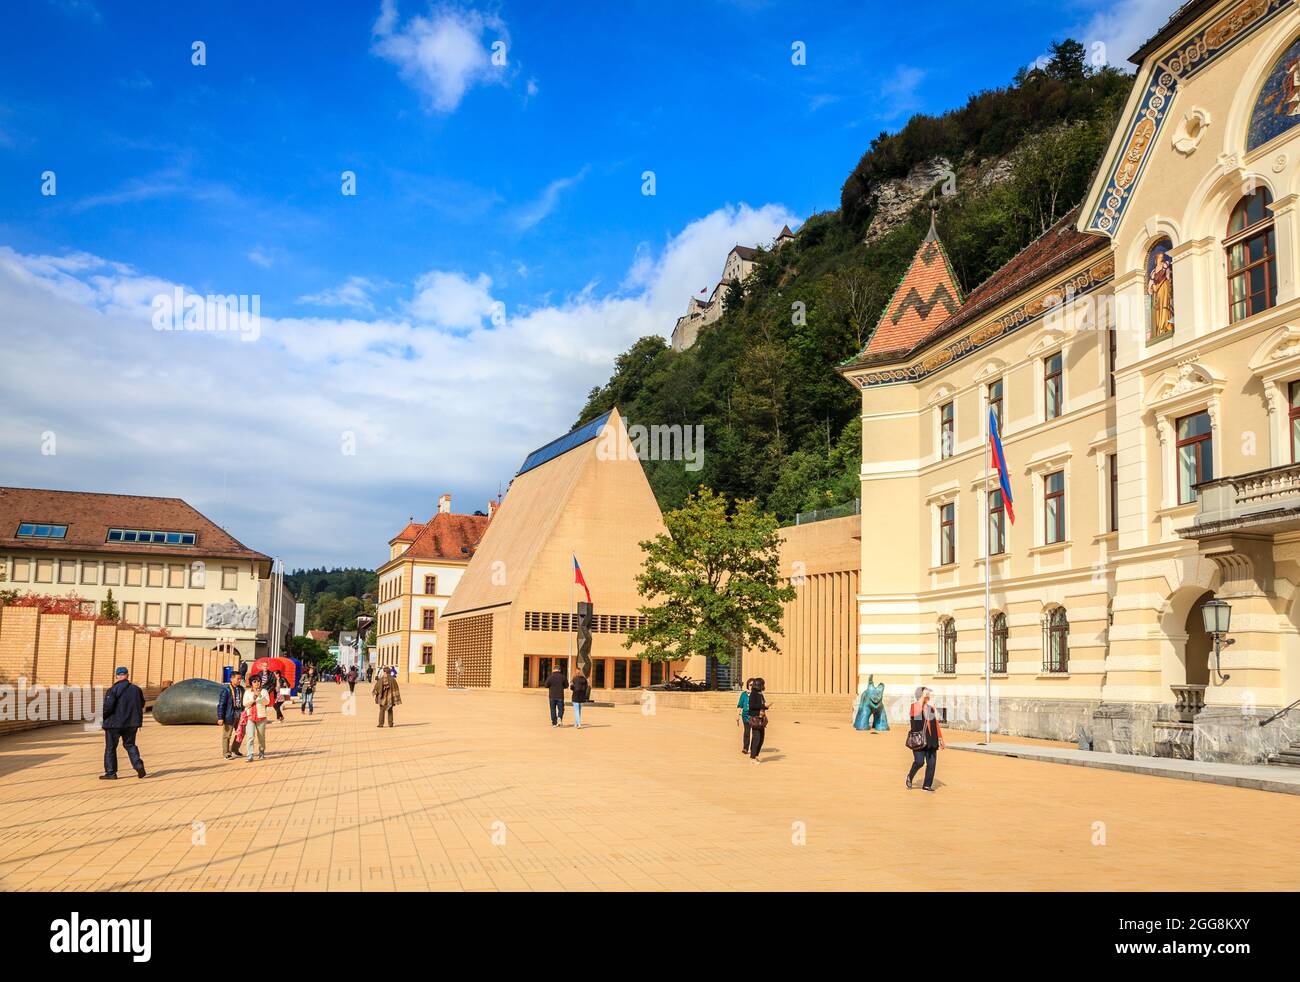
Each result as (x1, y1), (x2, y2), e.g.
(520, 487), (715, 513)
(217, 671), (245, 758)
(100, 666), (147, 780)
(545, 662), (568, 727)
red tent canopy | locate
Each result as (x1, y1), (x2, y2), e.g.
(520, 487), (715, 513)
(247, 656), (296, 688)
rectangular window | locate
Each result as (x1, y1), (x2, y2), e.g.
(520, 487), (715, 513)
(103, 562), (120, 586)
(594, 660), (607, 688)
(123, 602), (140, 624)
(988, 379), (1003, 433)
(1109, 454), (1119, 533)
(939, 402), (954, 458)
(1108, 327), (1117, 397)
(147, 564), (164, 588)
(58, 561), (76, 584)
(422, 608), (437, 630)
(1290, 382), (1300, 463)
(1044, 471), (1066, 544)
(1228, 226), (1277, 323)
(939, 503), (956, 566)
(1044, 353), (1063, 420)
(629, 660), (643, 688)
(168, 564), (185, 588)
(35, 559), (53, 583)
(421, 644), (434, 666)
(424, 575), (437, 595)
(1176, 411), (1213, 504)
(81, 561), (99, 585)
(613, 660), (628, 689)
(125, 563), (143, 587)
(12, 558), (30, 582)
(16, 523), (67, 539)
(989, 490), (1006, 556)
(166, 603), (182, 627)
(145, 603), (161, 627)
(187, 604), (203, 627)
(221, 566), (237, 591)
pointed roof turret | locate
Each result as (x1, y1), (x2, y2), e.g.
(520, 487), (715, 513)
(854, 216), (963, 360)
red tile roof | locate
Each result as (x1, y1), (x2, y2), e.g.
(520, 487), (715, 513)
(844, 207), (1108, 369)
(860, 219), (964, 358)
(402, 512), (491, 563)
(0, 486), (269, 561)
(389, 522), (425, 544)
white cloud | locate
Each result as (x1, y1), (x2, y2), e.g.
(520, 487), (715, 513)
(513, 167), (588, 231)
(298, 275), (381, 312)
(371, 0), (509, 113)
(876, 66), (926, 122)
(1076, 0), (1176, 69)
(0, 202), (797, 567)
(248, 246), (274, 269)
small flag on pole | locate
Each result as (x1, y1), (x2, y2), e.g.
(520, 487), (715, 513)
(989, 409), (1015, 524)
(573, 554), (592, 604)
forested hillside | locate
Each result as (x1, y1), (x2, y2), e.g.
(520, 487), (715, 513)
(577, 41), (1131, 523)
(286, 567), (378, 632)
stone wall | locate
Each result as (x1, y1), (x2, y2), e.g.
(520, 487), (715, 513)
(0, 605), (234, 737)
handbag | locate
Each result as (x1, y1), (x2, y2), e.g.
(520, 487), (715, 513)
(905, 727), (926, 750)
(749, 711), (768, 731)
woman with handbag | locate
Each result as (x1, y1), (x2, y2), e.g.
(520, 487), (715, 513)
(905, 686), (944, 791)
(748, 678), (769, 763)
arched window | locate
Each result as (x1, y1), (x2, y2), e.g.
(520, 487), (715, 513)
(991, 612), (1008, 674)
(937, 617), (956, 674)
(1145, 237), (1174, 343)
(1042, 606), (1069, 674)
(1227, 188), (1277, 323)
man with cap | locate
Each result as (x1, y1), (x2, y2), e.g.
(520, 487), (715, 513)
(100, 666), (147, 780)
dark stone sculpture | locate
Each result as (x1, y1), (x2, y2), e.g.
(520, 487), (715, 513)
(153, 677), (225, 725)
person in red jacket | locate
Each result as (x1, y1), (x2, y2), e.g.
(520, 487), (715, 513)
(906, 686), (945, 792)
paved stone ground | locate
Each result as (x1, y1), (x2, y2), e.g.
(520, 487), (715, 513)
(1, 683), (1297, 891)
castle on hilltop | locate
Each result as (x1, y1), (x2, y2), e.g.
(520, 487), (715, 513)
(670, 224), (795, 352)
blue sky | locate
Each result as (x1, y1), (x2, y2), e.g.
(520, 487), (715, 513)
(0, 0), (1171, 568)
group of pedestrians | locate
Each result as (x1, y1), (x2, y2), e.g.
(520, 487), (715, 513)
(544, 663), (591, 728)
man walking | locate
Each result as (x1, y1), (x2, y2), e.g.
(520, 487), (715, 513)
(545, 661), (567, 727)
(100, 666), (146, 780)
(218, 670), (245, 758)
(299, 664), (317, 715)
(373, 668), (401, 727)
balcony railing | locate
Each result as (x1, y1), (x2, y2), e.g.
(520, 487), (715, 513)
(1183, 462), (1300, 534)
(1170, 683), (1206, 723)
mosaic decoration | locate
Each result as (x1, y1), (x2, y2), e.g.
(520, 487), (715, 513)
(1145, 237), (1176, 343)
(850, 256), (1115, 388)
(1248, 33), (1300, 151)
(1087, 0), (1293, 237)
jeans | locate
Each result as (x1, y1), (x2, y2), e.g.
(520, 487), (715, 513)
(221, 722), (242, 756)
(749, 725), (765, 759)
(549, 698), (565, 725)
(301, 689), (314, 713)
(104, 727), (143, 775)
(908, 748), (937, 789)
(742, 719), (751, 752)
(246, 721), (266, 760)
(573, 701), (583, 726)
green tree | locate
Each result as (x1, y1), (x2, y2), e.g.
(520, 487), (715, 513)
(286, 634), (329, 664)
(722, 278), (746, 315)
(100, 589), (120, 622)
(624, 488), (795, 680)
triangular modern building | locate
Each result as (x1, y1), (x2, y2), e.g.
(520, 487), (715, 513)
(436, 408), (690, 691)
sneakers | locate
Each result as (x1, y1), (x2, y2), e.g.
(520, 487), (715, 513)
(257, 752), (265, 760)
(224, 753), (233, 760)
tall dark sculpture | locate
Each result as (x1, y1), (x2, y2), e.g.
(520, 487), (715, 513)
(153, 678), (225, 725)
(576, 602), (594, 680)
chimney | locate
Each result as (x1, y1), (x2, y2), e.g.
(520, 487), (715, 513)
(438, 494), (452, 515)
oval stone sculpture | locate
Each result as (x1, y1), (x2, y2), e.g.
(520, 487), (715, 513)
(153, 678), (226, 725)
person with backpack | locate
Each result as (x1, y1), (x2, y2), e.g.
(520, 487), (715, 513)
(346, 665), (358, 694)
(299, 664), (317, 715)
(570, 669), (590, 729)
(905, 686), (945, 792)
(747, 678), (769, 763)
(737, 678), (753, 755)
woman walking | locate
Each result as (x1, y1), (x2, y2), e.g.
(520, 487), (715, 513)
(905, 686), (945, 792)
(243, 676), (271, 761)
(570, 668), (590, 729)
(737, 678), (753, 755)
(748, 678), (769, 763)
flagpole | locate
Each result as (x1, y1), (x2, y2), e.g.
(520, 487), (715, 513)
(984, 405), (992, 746)
(569, 555), (575, 670)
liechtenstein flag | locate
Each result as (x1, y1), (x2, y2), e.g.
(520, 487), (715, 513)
(989, 409), (1015, 524)
(573, 554), (592, 604)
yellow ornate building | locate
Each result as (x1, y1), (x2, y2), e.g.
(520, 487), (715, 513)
(840, 0), (1300, 764)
